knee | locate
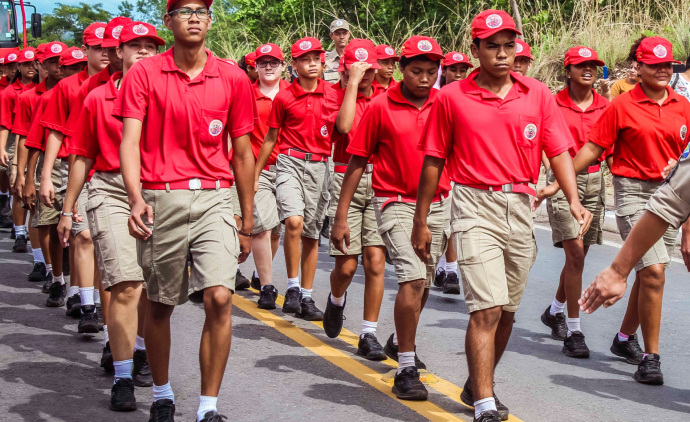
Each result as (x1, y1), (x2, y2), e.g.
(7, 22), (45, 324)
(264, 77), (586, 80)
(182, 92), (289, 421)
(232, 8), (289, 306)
(203, 287), (232, 314)
(112, 283), (141, 305)
(401, 278), (427, 295)
(469, 307), (503, 329)
(565, 249), (586, 270)
(76, 231), (94, 249)
(284, 216), (303, 233)
(363, 253), (386, 277)
(641, 266), (666, 292)
(147, 302), (173, 321)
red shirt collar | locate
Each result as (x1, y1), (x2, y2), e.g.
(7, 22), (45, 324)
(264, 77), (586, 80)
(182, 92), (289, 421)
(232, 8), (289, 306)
(386, 81), (437, 109)
(0, 76), (10, 88)
(555, 87), (608, 112)
(253, 78), (289, 100)
(289, 78), (326, 97)
(35, 79), (47, 94)
(11, 78), (34, 91)
(160, 47), (220, 80)
(96, 67), (113, 84)
(105, 71), (123, 100)
(462, 68), (530, 99)
(629, 83), (679, 105)
(77, 67), (90, 84)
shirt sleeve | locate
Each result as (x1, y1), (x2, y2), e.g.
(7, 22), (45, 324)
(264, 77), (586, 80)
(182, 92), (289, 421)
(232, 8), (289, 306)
(113, 61), (149, 121)
(68, 96), (99, 160)
(266, 92), (285, 129)
(40, 81), (69, 133)
(226, 71), (257, 138)
(0, 89), (14, 130)
(346, 100), (379, 158)
(322, 89), (341, 135)
(24, 101), (46, 150)
(419, 91), (454, 158)
(62, 83), (89, 137)
(12, 94), (32, 136)
(588, 102), (620, 151)
(541, 86), (575, 158)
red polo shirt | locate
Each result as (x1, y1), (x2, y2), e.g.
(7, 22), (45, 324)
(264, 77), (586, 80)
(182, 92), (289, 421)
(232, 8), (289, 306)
(0, 79), (35, 130)
(554, 87), (610, 165)
(251, 79), (289, 165)
(267, 78), (333, 156)
(113, 48), (257, 184)
(420, 70), (572, 187)
(13, 81), (47, 137)
(0, 76), (10, 91)
(372, 79), (398, 95)
(347, 83), (450, 198)
(25, 89), (69, 158)
(323, 86), (378, 164)
(70, 72), (122, 173)
(63, 67), (113, 137)
(589, 83), (690, 182)
(40, 68), (90, 135)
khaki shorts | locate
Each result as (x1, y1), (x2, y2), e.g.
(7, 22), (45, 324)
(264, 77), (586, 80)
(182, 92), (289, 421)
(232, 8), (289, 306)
(37, 157), (63, 227)
(275, 153), (329, 239)
(647, 157), (690, 230)
(229, 183), (242, 218)
(546, 168), (605, 247)
(87, 172), (144, 289)
(452, 185), (537, 313)
(373, 197), (450, 287)
(328, 170), (384, 256)
(138, 187), (239, 305)
(72, 185), (90, 236)
(253, 168), (281, 235)
(1, 133), (15, 172)
(614, 176), (677, 272)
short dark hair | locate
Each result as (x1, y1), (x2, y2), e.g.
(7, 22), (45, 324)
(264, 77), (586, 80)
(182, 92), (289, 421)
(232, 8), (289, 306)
(399, 55), (441, 69)
(685, 55), (690, 68)
(472, 37), (481, 48)
(627, 35), (646, 63)
(564, 64), (571, 87)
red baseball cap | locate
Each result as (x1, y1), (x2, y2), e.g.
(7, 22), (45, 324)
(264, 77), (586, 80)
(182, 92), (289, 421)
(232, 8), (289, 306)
(3, 48), (19, 64)
(443, 52), (474, 68)
(337, 39), (381, 71)
(166, 0), (212, 12)
(34, 44), (48, 63)
(83, 22), (107, 46)
(119, 22), (166, 46)
(245, 52), (256, 67)
(320, 52), (325, 63)
(60, 47), (87, 66)
(17, 47), (37, 64)
(255, 43), (283, 61)
(101, 17), (133, 48)
(564, 46), (605, 67)
(471, 9), (521, 39)
(515, 39), (533, 60)
(400, 36), (444, 61)
(376, 44), (399, 61)
(43, 42), (68, 62)
(636, 36), (681, 65)
(291, 37), (324, 58)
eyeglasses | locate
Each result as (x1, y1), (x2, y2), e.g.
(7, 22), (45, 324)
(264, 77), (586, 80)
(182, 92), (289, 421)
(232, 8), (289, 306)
(256, 60), (282, 69)
(168, 7), (211, 21)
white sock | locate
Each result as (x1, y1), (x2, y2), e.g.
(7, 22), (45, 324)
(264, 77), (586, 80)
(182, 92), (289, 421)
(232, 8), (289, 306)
(53, 274), (64, 285)
(103, 325), (109, 346)
(197, 395), (217, 421)
(287, 277), (300, 290)
(94, 289), (101, 305)
(617, 332), (629, 342)
(32, 248), (44, 263)
(445, 260), (458, 275)
(79, 287), (94, 306)
(550, 298), (565, 316)
(566, 318), (581, 337)
(396, 351), (416, 374)
(300, 288), (312, 299)
(361, 320), (377, 336)
(68, 285), (79, 297)
(113, 359), (133, 383)
(14, 224), (26, 236)
(64, 275), (70, 286)
(253, 269), (259, 279)
(0, 190), (7, 196)
(330, 293), (345, 307)
(134, 335), (146, 351)
(392, 332), (398, 346)
(436, 256), (447, 274)
(46, 263), (53, 274)
(153, 382), (174, 403)
(474, 397), (497, 419)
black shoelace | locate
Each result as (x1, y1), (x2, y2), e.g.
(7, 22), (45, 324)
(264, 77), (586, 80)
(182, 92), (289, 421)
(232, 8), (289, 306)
(643, 357), (661, 372)
(112, 380), (133, 399)
(151, 403), (175, 422)
(629, 338), (643, 355)
(571, 334), (587, 348)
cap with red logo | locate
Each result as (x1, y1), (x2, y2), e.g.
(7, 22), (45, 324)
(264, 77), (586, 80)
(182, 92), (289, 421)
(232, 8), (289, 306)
(17, 47), (38, 64)
(43, 42), (68, 62)
(3, 48), (19, 64)
(60, 47), (87, 66)
(119, 22), (166, 46)
(255, 43), (283, 61)
(471, 9), (522, 39)
(166, 0), (212, 12)
(443, 52), (474, 68)
(400, 36), (444, 61)
(101, 17), (133, 48)
(515, 39), (533, 60)
(245, 52), (256, 67)
(83, 22), (108, 46)
(337, 39), (381, 71)
(564, 46), (605, 67)
(376, 44), (399, 61)
(291, 37), (324, 58)
(636, 36), (682, 65)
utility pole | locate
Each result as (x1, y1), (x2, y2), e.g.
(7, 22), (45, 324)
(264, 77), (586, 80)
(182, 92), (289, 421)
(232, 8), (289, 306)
(510, 0), (524, 40)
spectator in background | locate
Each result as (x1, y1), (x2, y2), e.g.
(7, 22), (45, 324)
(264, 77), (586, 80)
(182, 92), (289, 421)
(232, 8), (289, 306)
(512, 39), (533, 76)
(239, 52), (259, 83)
(323, 19), (351, 84)
(603, 37), (643, 101)
(670, 55), (690, 102)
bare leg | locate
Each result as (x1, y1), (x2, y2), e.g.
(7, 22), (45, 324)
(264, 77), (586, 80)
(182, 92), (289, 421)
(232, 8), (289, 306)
(199, 286), (233, 396)
(362, 246), (386, 322)
(329, 255), (358, 298)
(283, 216), (303, 279)
(108, 281), (143, 361)
(300, 237), (319, 290)
(394, 279), (426, 353)
(48, 224), (62, 276)
(144, 301), (175, 386)
(636, 264), (665, 354)
(466, 306), (503, 401)
(619, 274), (641, 335)
(73, 230), (94, 288)
(251, 231), (274, 287)
(271, 232), (281, 258)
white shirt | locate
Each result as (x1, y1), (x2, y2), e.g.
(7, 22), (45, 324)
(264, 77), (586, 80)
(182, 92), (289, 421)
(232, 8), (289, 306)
(671, 73), (690, 101)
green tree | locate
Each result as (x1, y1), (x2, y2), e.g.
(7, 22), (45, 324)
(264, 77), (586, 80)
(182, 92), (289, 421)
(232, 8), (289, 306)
(37, 2), (111, 45)
(118, 1), (135, 19)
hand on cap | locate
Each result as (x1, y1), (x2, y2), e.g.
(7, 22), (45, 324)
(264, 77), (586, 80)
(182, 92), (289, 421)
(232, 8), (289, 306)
(128, 197), (153, 240)
(330, 217), (351, 254)
(347, 61), (372, 87)
(662, 158), (677, 179)
(579, 266), (628, 313)
(411, 221), (432, 264)
(570, 200), (593, 240)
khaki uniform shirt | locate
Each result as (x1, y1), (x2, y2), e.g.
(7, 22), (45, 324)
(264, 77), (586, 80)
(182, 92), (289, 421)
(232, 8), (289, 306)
(323, 49), (341, 84)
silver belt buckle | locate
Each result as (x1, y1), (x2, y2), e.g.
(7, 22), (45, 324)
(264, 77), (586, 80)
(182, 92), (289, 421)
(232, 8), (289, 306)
(365, 163), (373, 173)
(304, 153), (313, 161)
(501, 183), (513, 193)
(189, 178), (202, 190)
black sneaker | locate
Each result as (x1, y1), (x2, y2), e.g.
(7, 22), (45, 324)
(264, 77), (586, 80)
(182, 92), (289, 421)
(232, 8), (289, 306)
(357, 333), (386, 361)
(433, 268), (445, 288)
(199, 410), (228, 421)
(392, 366), (428, 401)
(296, 297), (323, 321)
(460, 378), (509, 421)
(62, 247), (70, 276)
(96, 304), (104, 330)
(563, 331), (590, 358)
(250, 272), (261, 290)
(101, 341), (114, 372)
(235, 269), (250, 291)
(46, 282), (66, 307)
(634, 353), (664, 385)
(42, 272), (53, 293)
(282, 287), (301, 313)
(148, 399), (175, 422)
(322, 293), (346, 338)
(257, 285), (278, 310)
(442, 272), (461, 295)
(110, 378), (137, 411)
(28, 262), (47, 282)
(12, 235), (27, 252)
(66, 293), (81, 317)
(78, 305), (99, 333)
(474, 411), (502, 422)
(383, 333), (426, 370)
(10, 226), (15, 239)
(610, 333), (644, 365)
(540, 306), (567, 341)
(133, 349), (153, 387)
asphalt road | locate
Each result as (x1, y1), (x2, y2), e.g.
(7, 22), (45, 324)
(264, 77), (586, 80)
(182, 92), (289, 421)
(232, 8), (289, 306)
(1, 223), (689, 422)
